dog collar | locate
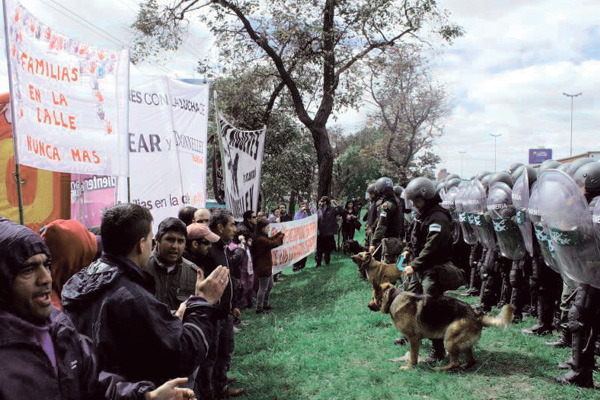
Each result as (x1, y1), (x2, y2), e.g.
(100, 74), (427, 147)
(384, 288), (402, 313)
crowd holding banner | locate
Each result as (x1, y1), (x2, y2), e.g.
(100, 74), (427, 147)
(268, 214), (318, 273)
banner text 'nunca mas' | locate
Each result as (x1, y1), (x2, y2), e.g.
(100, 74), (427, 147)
(6, 1), (129, 175)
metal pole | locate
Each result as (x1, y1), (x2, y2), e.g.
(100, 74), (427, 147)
(490, 134), (502, 171)
(563, 92), (582, 157)
(2, 0), (24, 224)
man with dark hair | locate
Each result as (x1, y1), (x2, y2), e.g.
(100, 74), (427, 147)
(198, 209), (245, 399)
(278, 203), (292, 222)
(0, 217), (196, 400)
(62, 203), (229, 387)
(146, 217), (202, 311)
(178, 206), (199, 226)
(315, 196), (344, 267)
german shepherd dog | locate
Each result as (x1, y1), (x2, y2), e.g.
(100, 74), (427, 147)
(372, 282), (514, 371)
(351, 251), (403, 284)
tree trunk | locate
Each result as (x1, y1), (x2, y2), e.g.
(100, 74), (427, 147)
(289, 190), (297, 217)
(308, 125), (333, 198)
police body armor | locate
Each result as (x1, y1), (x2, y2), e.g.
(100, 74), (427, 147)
(538, 170), (600, 288)
(487, 182), (526, 261)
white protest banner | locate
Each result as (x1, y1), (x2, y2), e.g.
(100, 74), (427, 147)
(4, 1), (129, 175)
(121, 75), (208, 229)
(269, 214), (318, 273)
(218, 114), (265, 220)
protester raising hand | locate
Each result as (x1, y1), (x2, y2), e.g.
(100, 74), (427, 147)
(195, 265), (229, 303)
(145, 377), (196, 400)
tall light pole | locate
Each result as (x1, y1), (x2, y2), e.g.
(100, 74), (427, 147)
(562, 92), (582, 156)
(458, 150), (466, 177)
(490, 133), (501, 171)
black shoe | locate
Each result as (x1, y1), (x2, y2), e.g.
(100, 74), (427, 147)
(315, 263), (321, 268)
(555, 369), (594, 388)
(424, 340), (446, 363)
(263, 305), (273, 311)
(546, 336), (570, 348)
(522, 324), (553, 336)
(256, 309), (266, 314)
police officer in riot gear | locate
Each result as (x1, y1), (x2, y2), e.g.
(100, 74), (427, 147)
(369, 177), (404, 262)
(363, 183), (379, 247)
(554, 161), (600, 388)
(402, 177), (453, 363)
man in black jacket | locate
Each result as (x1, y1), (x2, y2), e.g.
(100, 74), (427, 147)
(197, 209), (245, 399)
(403, 177), (453, 363)
(0, 217), (196, 400)
(62, 204), (229, 387)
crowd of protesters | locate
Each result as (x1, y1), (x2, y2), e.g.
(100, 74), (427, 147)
(3, 159), (598, 400)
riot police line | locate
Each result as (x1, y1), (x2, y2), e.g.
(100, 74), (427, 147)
(361, 158), (600, 388)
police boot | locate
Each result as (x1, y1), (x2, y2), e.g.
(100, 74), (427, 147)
(522, 296), (553, 336)
(555, 329), (594, 388)
(424, 339), (446, 363)
(547, 324), (572, 348)
(462, 264), (480, 297)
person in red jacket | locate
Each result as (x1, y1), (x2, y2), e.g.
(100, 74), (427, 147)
(251, 219), (285, 314)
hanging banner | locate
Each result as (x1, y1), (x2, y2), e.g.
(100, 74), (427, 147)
(119, 76), (208, 229)
(0, 93), (70, 231)
(5, 1), (129, 175)
(269, 214), (318, 273)
(218, 114), (265, 220)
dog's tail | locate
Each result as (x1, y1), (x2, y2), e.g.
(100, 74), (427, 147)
(481, 304), (515, 328)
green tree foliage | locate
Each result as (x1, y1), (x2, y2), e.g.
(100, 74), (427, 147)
(132, 0), (463, 197)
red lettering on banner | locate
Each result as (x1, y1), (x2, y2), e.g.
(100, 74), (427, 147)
(28, 84), (41, 102)
(51, 91), (68, 106)
(25, 135), (62, 161)
(71, 149), (101, 165)
(36, 107), (77, 130)
(19, 51), (79, 83)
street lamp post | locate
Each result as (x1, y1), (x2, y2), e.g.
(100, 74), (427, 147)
(458, 150), (466, 177)
(490, 133), (501, 171)
(562, 92), (582, 157)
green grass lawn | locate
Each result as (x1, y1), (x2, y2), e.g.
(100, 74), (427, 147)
(230, 231), (598, 399)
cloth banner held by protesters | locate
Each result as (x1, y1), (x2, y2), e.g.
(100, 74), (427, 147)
(115, 76), (209, 230)
(4, 1), (129, 176)
(218, 114), (265, 221)
(269, 214), (318, 274)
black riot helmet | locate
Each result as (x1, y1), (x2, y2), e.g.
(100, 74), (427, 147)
(366, 183), (376, 195)
(566, 158), (595, 177)
(573, 161), (600, 197)
(512, 165), (537, 186)
(539, 159), (561, 171)
(445, 174), (461, 182)
(488, 171), (514, 189)
(404, 177), (436, 202)
(374, 177), (394, 196)
(446, 178), (461, 190)
(475, 171), (492, 181)
(508, 162), (524, 175)
(393, 185), (404, 199)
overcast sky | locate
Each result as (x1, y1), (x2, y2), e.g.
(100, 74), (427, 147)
(1, 0), (598, 179)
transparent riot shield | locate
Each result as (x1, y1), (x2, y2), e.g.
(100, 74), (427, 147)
(594, 197), (600, 247)
(470, 179), (496, 250)
(512, 170), (535, 257)
(487, 182), (526, 261)
(456, 183), (478, 245)
(538, 170), (600, 288)
(442, 186), (461, 244)
(528, 182), (561, 273)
